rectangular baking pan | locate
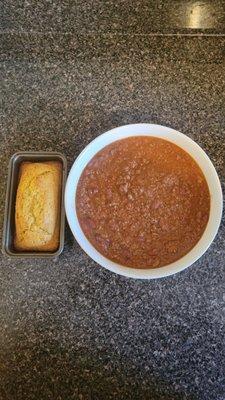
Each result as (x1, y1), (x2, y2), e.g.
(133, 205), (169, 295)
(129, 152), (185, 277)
(2, 152), (67, 258)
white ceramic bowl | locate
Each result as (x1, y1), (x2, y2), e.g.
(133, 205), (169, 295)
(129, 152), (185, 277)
(65, 124), (223, 279)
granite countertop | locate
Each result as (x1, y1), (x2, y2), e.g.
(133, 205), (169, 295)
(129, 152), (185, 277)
(1, 2), (225, 399)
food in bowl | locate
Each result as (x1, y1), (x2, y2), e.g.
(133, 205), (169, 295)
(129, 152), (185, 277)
(76, 136), (210, 269)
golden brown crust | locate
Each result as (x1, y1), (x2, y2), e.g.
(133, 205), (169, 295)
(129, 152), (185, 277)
(14, 161), (62, 252)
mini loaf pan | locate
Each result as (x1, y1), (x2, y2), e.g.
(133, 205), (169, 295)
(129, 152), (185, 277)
(2, 151), (67, 258)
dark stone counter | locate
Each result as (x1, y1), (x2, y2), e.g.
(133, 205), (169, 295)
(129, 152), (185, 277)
(1, 0), (225, 33)
(0, 28), (225, 400)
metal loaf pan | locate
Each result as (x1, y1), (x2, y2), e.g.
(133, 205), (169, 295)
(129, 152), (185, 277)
(2, 152), (67, 258)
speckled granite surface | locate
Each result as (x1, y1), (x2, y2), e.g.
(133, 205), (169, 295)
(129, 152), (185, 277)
(1, 0), (225, 33)
(0, 33), (225, 400)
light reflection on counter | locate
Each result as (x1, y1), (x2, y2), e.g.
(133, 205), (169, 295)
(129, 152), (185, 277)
(187, 2), (217, 29)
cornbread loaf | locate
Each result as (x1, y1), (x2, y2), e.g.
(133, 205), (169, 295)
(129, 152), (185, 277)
(15, 161), (62, 251)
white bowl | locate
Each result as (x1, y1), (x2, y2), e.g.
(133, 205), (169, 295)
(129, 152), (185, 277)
(65, 124), (223, 279)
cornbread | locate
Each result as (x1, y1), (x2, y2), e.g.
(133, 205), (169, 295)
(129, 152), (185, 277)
(15, 161), (62, 251)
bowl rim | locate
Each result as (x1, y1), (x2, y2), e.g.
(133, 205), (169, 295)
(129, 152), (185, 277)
(65, 123), (223, 279)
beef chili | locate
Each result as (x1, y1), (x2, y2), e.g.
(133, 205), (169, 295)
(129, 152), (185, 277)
(76, 137), (210, 269)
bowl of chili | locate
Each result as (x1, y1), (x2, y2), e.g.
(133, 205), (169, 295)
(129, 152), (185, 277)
(65, 124), (222, 279)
